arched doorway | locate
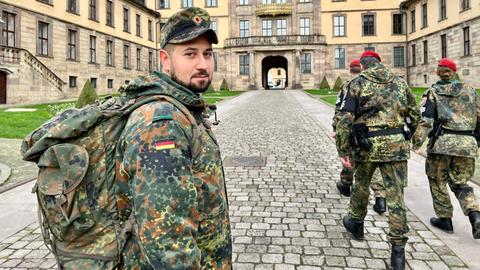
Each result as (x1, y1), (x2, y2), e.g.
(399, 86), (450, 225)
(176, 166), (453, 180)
(261, 56), (288, 90)
(0, 72), (6, 104)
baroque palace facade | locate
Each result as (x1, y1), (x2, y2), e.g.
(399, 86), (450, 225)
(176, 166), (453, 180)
(0, 0), (159, 104)
(154, 0), (479, 91)
(0, 0), (478, 103)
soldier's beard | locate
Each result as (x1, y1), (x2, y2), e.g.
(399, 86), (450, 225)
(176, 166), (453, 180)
(171, 69), (211, 93)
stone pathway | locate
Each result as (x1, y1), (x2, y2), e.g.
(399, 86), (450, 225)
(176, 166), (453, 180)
(0, 91), (474, 269)
(0, 139), (37, 193)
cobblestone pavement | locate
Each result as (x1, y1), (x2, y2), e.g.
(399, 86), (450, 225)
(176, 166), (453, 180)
(0, 91), (472, 269)
(0, 139), (37, 192)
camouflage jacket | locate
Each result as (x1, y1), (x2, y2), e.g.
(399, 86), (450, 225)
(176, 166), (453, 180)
(115, 72), (232, 269)
(332, 80), (351, 132)
(412, 80), (480, 158)
(336, 63), (420, 162)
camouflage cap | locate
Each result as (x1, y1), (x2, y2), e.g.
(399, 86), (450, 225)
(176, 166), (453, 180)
(160, 7), (218, 49)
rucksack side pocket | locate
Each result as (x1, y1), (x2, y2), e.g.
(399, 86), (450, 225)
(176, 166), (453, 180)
(36, 143), (95, 243)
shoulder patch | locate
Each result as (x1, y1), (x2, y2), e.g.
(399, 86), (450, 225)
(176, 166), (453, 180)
(152, 102), (174, 122)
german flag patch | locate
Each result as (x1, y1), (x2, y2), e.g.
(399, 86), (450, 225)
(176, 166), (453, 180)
(155, 140), (175, 150)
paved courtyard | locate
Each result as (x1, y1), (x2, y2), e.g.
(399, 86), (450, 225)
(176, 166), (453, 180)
(0, 91), (478, 269)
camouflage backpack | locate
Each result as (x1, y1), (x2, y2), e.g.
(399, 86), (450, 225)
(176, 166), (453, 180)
(20, 94), (202, 269)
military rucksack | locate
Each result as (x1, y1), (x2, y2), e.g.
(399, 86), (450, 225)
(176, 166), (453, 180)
(21, 94), (202, 269)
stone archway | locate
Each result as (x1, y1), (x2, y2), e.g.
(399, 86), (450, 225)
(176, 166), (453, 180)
(261, 56), (288, 90)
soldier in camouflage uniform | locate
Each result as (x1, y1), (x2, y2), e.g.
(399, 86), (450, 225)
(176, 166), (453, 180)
(412, 58), (480, 239)
(116, 8), (232, 269)
(334, 59), (387, 215)
(336, 51), (420, 270)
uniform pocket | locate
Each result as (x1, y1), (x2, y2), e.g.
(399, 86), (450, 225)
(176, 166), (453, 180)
(36, 143), (95, 242)
(197, 204), (229, 251)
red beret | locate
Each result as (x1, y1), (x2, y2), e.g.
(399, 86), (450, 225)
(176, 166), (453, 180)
(438, 58), (457, 72)
(350, 59), (361, 68)
(360, 50), (381, 61)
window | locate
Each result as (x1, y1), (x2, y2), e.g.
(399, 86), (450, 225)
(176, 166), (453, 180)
(300, 18), (310, 35)
(277, 0), (286, 3)
(277, 19), (286, 36)
(423, 40), (428, 64)
(461, 0), (470, 11)
(158, 0), (170, 8)
(107, 79), (113, 89)
(206, 0), (217, 7)
(106, 0), (114, 26)
(67, 0), (77, 13)
(363, 14), (375, 36)
(393, 13), (404, 34)
(239, 54), (249, 75)
(123, 8), (130, 32)
(2, 12), (16, 47)
(136, 48), (141, 70)
(334, 48), (345, 69)
(424, 74), (428, 84)
(90, 36), (96, 63)
(148, 51), (154, 72)
(364, 46), (375, 51)
(136, 14), (141, 37)
(299, 0), (311, 2)
(37, 0), (52, 4)
(37, 21), (49, 55)
(277, 70), (281, 76)
(439, 0), (447, 20)
(411, 44), (416, 66)
(211, 20), (217, 33)
(262, 20), (272, 36)
(333, 15), (345, 37)
(410, 10), (415, 33)
(124, 80), (130, 85)
(69, 76), (77, 88)
(124, 45), (130, 69)
(441, 34), (447, 58)
(262, 0), (272, 3)
(106, 39), (114, 66)
(393, 46), (405, 67)
(182, 0), (193, 8)
(213, 52), (218, 72)
(463, 26), (470, 56)
(89, 0), (98, 21)
(90, 78), (97, 88)
(422, 3), (428, 28)
(67, 29), (77, 60)
(301, 52), (312, 73)
(239, 0), (249, 5)
(239, 20), (249, 37)
(148, 20), (153, 41)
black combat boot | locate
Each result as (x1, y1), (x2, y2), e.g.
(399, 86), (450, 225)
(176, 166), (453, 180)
(430, 217), (454, 234)
(336, 181), (351, 197)
(468, 211), (480, 239)
(343, 215), (364, 240)
(391, 244), (405, 270)
(373, 197), (386, 215)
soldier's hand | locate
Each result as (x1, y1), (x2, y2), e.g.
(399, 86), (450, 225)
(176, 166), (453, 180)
(340, 156), (352, 168)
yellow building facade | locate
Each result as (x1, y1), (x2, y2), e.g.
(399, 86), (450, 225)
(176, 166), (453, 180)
(401, 0), (480, 88)
(0, 0), (159, 104)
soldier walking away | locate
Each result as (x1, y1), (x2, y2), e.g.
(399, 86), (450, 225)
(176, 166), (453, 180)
(412, 58), (480, 239)
(117, 8), (232, 269)
(334, 59), (387, 215)
(335, 51), (420, 270)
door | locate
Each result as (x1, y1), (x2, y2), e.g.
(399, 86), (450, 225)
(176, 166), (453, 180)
(0, 73), (6, 104)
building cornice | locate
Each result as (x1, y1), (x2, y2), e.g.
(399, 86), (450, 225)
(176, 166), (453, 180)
(125, 0), (160, 17)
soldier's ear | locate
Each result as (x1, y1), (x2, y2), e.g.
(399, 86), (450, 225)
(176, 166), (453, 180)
(160, 49), (171, 75)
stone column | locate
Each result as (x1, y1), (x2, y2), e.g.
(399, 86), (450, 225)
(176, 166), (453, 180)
(248, 50), (257, 90)
(293, 49), (302, 89)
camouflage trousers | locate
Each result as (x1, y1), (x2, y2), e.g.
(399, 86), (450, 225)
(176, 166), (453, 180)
(340, 162), (386, 198)
(426, 154), (480, 218)
(349, 161), (409, 245)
